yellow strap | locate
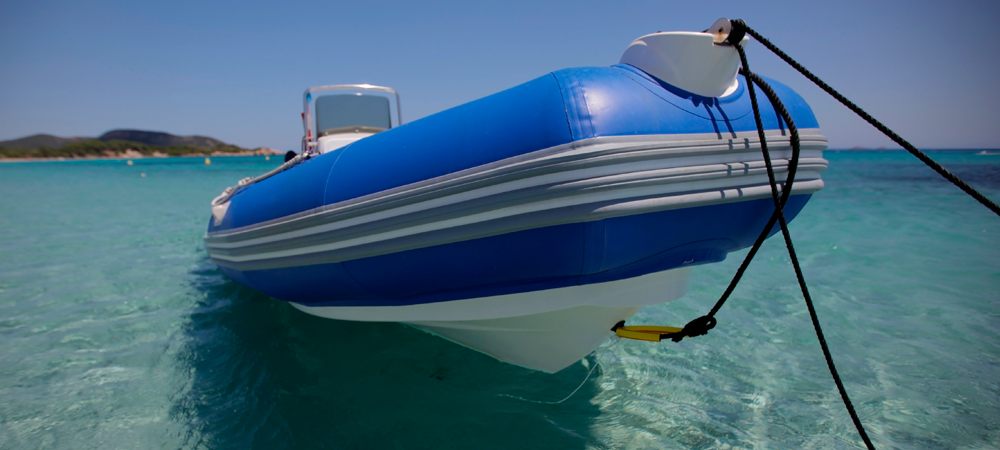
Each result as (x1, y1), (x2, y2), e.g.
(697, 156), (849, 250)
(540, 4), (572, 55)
(614, 325), (683, 342)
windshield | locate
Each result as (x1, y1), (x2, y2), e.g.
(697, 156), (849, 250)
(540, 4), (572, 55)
(315, 94), (391, 136)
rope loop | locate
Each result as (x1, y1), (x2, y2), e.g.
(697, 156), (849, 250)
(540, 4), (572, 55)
(726, 19), (747, 47)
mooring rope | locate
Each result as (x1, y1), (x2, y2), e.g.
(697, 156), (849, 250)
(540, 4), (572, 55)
(613, 67), (805, 345)
(734, 38), (877, 450)
(617, 19), (1000, 447)
(732, 19), (1000, 217)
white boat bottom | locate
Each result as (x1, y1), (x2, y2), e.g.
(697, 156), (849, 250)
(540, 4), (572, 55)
(291, 267), (691, 373)
(409, 305), (644, 373)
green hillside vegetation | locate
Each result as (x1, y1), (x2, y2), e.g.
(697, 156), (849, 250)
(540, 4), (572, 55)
(98, 129), (226, 147)
(0, 139), (250, 159)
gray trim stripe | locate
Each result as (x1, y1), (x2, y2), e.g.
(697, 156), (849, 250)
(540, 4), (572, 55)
(206, 130), (827, 270)
(210, 160), (826, 258)
(210, 180), (823, 271)
(208, 130), (825, 242)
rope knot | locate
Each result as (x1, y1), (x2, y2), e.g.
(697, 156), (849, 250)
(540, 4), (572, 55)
(668, 315), (717, 342)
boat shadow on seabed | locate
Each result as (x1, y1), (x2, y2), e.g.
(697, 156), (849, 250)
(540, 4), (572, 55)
(169, 257), (605, 449)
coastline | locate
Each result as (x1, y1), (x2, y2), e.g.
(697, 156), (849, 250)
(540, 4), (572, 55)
(0, 147), (284, 163)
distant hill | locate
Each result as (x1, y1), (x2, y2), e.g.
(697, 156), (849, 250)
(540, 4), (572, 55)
(98, 129), (227, 147)
(0, 130), (230, 149)
(0, 129), (263, 159)
(0, 134), (91, 149)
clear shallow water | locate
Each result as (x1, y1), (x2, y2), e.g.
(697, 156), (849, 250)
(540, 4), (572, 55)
(0, 152), (997, 449)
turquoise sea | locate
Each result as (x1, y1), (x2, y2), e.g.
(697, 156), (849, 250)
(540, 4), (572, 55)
(0, 151), (997, 449)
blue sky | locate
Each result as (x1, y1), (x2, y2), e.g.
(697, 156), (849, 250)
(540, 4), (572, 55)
(1, 0), (997, 150)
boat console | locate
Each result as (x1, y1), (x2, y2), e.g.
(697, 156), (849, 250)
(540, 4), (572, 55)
(301, 84), (401, 154)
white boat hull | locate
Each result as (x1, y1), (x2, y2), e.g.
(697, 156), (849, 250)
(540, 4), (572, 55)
(292, 267), (690, 372)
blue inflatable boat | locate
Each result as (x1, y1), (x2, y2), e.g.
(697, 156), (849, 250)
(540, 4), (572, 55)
(205, 27), (828, 372)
